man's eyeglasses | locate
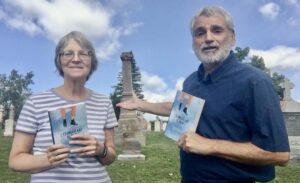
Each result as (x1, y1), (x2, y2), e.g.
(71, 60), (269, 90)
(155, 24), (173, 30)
(60, 50), (91, 61)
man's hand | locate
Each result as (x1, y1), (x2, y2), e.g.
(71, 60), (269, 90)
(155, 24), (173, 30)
(69, 134), (104, 156)
(177, 131), (215, 155)
(116, 92), (141, 110)
(47, 144), (70, 166)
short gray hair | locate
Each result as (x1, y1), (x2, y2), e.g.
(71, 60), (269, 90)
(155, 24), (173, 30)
(54, 31), (98, 81)
(190, 6), (235, 36)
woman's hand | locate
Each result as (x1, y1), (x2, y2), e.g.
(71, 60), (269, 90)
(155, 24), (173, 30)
(69, 134), (104, 156)
(47, 144), (70, 166)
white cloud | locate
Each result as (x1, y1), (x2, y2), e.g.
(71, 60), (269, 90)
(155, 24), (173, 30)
(141, 71), (167, 92)
(250, 46), (300, 70)
(0, 0), (142, 60)
(259, 2), (280, 20)
(141, 71), (185, 102)
(175, 77), (184, 90)
(141, 71), (184, 103)
(286, 0), (300, 5)
(287, 17), (298, 27)
(250, 46), (300, 101)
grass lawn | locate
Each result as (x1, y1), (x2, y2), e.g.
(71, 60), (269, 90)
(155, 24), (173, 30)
(0, 128), (299, 183)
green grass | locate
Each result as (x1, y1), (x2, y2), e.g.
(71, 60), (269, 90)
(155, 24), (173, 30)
(0, 129), (299, 183)
(0, 128), (30, 183)
(107, 132), (181, 183)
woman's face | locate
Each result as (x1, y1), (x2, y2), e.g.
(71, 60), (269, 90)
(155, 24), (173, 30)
(60, 39), (92, 82)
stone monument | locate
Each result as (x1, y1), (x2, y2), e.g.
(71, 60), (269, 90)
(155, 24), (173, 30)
(279, 78), (300, 160)
(117, 51), (145, 161)
(3, 104), (15, 136)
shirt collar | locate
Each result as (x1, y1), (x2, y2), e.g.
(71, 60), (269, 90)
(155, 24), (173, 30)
(197, 51), (236, 83)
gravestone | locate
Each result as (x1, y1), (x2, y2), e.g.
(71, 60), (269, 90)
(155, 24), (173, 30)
(162, 122), (167, 131)
(0, 105), (3, 125)
(280, 78), (300, 160)
(154, 116), (162, 132)
(3, 104), (15, 136)
(117, 51), (145, 161)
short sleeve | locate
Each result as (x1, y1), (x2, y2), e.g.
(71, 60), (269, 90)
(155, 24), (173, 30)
(15, 97), (38, 134)
(247, 78), (290, 152)
(104, 100), (118, 129)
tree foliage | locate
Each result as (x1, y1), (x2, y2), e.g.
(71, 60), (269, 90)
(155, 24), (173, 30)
(234, 47), (284, 99)
(0, 69), (34, 123)
(110, 58), (144, 119)
(234, 47), (250, 62)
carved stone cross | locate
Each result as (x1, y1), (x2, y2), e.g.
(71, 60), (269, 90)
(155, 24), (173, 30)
(279, 78), (294, 101)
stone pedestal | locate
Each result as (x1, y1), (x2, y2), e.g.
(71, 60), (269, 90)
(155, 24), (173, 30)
(118, 118), (145, 160)
(117, 115), (145, 160)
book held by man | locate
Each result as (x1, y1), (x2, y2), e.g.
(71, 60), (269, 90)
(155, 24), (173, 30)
(48, 102), (88, 148)
(165, 90), (205, 141)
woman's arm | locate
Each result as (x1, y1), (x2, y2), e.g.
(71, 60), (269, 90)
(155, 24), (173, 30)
(98, 128), (117, 165)
(9, 131), (70, 173)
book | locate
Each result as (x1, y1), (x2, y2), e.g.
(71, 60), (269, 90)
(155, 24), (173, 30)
(165, 90), (205, 141)
(48, 102), (88, 148)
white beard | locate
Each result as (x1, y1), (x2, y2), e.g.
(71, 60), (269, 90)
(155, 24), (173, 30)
(193, 38), (233, 64)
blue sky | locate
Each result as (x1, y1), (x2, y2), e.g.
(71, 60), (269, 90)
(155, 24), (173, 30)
(1, 0), (300, 120)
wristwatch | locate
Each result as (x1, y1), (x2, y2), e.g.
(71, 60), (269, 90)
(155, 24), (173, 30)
(98, 145), (108, 158)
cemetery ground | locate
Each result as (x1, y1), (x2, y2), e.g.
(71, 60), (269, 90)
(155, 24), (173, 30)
(0, 129), (300, 183)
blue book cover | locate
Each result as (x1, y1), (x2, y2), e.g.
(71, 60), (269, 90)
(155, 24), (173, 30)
(165, 91), (205, 141)
(48, 103), (88, 148)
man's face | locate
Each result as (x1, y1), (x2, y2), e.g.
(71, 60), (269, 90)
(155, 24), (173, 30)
(192, 15), (235, 64)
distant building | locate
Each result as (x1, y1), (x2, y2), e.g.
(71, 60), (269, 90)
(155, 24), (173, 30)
(280, 78), (300, 136)
(279, 78), (300, 160)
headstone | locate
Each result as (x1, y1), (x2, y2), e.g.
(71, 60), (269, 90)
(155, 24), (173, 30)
(0, 105), (3, 124)
(147, 122), (151, 131)
(154, 121), (161, 132)
(280, 78), (300, 161)
(117, 52), (145, 161)
(153, 116), (163, 132)
(3, 104), (14, 136)
(162, 122), (167, 131)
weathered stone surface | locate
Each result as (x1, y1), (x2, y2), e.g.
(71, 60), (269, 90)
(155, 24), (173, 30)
(117, 52), (146, 160)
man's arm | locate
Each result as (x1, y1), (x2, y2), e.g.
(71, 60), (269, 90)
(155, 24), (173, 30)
(178, 131), (289, 166)
(117, 93), (172, 116)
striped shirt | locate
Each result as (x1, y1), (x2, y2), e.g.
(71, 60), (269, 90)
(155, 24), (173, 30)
(16, 89), (118, 183)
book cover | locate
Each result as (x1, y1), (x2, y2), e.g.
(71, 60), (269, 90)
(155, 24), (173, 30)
(165, 91), (205, 141)
(48, 102), (88, 148)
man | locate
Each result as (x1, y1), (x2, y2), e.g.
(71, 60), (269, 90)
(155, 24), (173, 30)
(117, 6), (290, 183)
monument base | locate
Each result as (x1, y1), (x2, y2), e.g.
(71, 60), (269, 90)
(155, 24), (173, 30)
(117, 154), (145, 161)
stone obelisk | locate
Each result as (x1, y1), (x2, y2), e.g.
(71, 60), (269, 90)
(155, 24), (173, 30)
(117, 51), (145, 161)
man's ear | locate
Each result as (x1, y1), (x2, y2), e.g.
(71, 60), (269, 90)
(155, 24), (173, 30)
(231, 32), (236, 47)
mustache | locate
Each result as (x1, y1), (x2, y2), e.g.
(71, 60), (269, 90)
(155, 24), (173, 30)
(200, 43), (219, 50)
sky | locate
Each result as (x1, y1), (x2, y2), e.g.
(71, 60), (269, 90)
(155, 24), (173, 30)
(0, 0), (300, 120)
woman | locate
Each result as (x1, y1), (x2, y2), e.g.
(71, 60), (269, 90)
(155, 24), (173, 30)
(9, 31), (118, 183)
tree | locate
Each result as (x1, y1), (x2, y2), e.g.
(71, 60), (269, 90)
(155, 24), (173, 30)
(0, 69), (34, 124)
(110, 58), (144, 119)
(234, 47), (250, 62)
(234, 47), (284, 98)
